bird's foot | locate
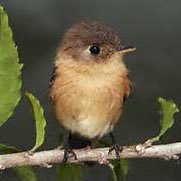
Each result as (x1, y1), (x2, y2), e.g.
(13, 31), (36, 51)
(62, 146), (77, 163)
(108, 144), (122, 159)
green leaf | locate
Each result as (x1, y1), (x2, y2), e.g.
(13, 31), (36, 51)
(25, 92), (46, 151)
(0, 6), (22, 126)
(109, 159), (129, 181)
(0, 143), (20, 154)
(147, 97), (179, 144)
(158, 97), (179, 137)
(14, 167), (37, 181)
(56, 163), (82, 181)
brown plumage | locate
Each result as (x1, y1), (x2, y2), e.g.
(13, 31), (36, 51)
(49, 20), (135, 140)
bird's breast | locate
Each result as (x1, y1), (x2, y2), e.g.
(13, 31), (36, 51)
(50, 59), (129, 139)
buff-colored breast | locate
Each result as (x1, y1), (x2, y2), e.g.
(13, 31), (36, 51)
(49, 54), (131, 139)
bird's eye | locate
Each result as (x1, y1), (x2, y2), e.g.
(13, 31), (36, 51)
(89, 45), (100, 55)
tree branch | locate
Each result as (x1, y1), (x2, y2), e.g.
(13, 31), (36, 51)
(0, 142), (181, 170)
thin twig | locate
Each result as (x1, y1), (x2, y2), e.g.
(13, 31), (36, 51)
(0, 142), (181, 170)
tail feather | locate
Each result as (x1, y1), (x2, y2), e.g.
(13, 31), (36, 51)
(68, 133), (92, 149)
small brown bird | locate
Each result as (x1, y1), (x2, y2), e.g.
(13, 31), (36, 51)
(49, 20), (135, 158)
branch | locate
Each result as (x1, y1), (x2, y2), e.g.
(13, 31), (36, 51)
(0, 142), (181, 170)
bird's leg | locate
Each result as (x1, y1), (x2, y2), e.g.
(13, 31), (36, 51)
(62, 133), (77, 163)
(108, 132), (122, 158)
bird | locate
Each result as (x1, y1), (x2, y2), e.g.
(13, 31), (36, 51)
(49, 20), (135, 161)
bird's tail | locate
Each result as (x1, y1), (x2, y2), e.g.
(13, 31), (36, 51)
(68, 133), (92, 149)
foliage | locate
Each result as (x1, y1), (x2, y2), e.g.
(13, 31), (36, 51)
(109, 159), (128, 181)
(0, 144), (20, 154)
(109, 97), (179, 181)
(56, 164), (83, 181)
(25, 92), (46, 151)
(14, 167), (37, 181)
(0, 6), (22, 126)
(0, 7), (47, 181)
(146, 97), (179, 144)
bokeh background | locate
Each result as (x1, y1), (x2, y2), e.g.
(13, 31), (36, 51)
(0, 0), (181, 180)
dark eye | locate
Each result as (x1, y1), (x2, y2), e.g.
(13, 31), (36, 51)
(89, 45), (100, 55)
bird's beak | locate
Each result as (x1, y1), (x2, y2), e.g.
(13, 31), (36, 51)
(117, 46), (136, 55)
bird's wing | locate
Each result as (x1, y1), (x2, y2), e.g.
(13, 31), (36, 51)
(123, 75), (132, 102)
(49, 66), (57, 89)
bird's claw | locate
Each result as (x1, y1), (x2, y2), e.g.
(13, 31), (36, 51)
(62, 147), (77, 163)
(108, 144), (122, 159)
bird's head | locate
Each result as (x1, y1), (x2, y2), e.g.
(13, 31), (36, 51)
(59, 20), (136, 64)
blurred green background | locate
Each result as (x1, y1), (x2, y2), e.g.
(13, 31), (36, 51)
(0, 0), (181, 180)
